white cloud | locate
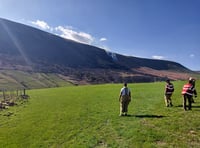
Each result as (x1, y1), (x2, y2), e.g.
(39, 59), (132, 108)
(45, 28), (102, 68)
(189, 54), (195, 58)
(100, 38), (107, 42)
(30, 20), (108, 46)
(99, 45), (110, 51)
(55, 26), (94, 44)
(152, 55), (165, 60)
(31, 20), (51, 30)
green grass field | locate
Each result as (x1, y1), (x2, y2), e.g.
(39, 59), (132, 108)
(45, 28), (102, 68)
(0, 81), (200, 147)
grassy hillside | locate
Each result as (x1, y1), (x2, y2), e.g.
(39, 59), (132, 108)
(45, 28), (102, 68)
(0, 70), (73, 89)
(0, 81), (200, 147)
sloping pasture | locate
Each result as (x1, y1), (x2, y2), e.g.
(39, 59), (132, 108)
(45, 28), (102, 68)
(0, 81), (200, 147)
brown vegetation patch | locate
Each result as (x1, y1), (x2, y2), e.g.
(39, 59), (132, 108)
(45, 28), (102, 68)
(135, 67), (190, 80)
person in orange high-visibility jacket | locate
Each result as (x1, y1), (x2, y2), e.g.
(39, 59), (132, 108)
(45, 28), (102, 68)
(182, 78), (197, 111)
(164, 79), (174, 107)
(119, 83), (131, 116)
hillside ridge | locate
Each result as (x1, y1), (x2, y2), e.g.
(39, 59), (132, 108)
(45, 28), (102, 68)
(0, 18), (197, 88)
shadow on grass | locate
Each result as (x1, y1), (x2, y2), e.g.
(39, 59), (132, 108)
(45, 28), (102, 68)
(127, 115), (165, 118)
(192, 106), (200, 108)
(175, 105), (200, 108)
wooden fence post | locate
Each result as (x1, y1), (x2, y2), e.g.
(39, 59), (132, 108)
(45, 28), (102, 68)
(23, 89), (26, 96)
(16, 89), (18, 97)
(3, 89), (6, 101)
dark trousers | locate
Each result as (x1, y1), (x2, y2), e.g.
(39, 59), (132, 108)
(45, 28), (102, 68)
(165, 94), (173, 107)
(120, 100), (129, 113)
(183, 94), (193, 110)
(120, 96), (130, 114)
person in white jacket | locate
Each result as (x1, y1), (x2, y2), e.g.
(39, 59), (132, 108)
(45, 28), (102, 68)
(119, 83), (131, 116)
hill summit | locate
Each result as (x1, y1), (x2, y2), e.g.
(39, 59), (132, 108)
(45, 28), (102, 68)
(0, 18), (193, 86)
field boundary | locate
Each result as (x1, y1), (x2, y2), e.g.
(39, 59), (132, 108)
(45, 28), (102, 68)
(0, 88), (29, 109)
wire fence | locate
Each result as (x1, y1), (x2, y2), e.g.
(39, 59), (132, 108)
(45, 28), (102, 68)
(0, 88), (29, 109)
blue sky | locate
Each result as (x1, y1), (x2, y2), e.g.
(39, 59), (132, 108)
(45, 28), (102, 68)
(0, 0), (199, 70)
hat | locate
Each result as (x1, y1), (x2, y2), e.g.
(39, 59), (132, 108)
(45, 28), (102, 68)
(124, 83), (127, 86)
(189, 77), (195, 81)
(189, 77), (193, 81)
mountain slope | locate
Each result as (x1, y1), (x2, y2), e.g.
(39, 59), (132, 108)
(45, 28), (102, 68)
(0, 18), (121, 70)
(0, 18), (189, 70)
(0, 18), (195, 87)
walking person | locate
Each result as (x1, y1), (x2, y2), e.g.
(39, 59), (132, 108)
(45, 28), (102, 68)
(182, 78), (197, 111)
(189, 77), (197, 103)
(164, 79), (174, 107)
(119, 83), (131, 116)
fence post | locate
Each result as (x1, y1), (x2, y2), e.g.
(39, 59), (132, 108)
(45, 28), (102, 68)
(10, 91), (12, 100)
(23, 89), (26, 96)
(16, 89), (18, 97)
(3, 89), (6, 101)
